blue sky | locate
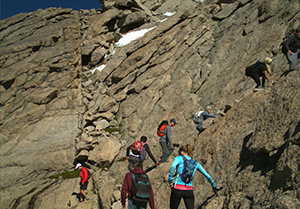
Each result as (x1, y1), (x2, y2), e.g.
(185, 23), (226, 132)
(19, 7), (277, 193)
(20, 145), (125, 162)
(1, 0), (102, 20)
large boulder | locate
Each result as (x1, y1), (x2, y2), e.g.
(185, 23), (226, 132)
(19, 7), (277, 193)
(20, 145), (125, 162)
(88, 137), (121, 166)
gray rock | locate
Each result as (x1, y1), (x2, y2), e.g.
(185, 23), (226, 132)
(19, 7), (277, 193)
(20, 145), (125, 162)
(95, 119), (110, 131)
(85, 126), (95, 132)
(0, 88), (17, 105)
(213, 2), (238, 20)
(90, 47), (108, 66)
(1, 1), (300, 208)
(75, 149), (90, 162)
(88, 138), (121, 166)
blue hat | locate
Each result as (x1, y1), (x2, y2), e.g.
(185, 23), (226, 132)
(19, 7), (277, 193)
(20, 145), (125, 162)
(170, 118), (177, 124)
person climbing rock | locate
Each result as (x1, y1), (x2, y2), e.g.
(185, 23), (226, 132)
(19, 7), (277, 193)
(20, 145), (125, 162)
(121, 162), (155, 209)
(75, 163), (90, 202)
(283, 28), (300, 71)
(245, 57), (273, 92)
(158, 118), (177, 163)
(168, 144), (222, 209)
(126, 136), (160, 171)
(194, 106), (216, 133)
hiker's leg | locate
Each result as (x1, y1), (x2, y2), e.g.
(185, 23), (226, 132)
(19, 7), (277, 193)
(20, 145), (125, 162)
(196, 122), (202, 131)
(80, 189), (88, 200)
(128, 156), (135, 171)
(286, 52), (297, 71)
(251, 73), (261, 88)
(134, 199), (147, 209)
(170, 189), (183, 209)
(128, 156), (140, 171)
(166, 143), (174, 158)
(182, 190), (195, 209)
(79, 181), (89, 200)
(261, 75), (266, 87)
(127, 198), (136, 209)
(127, 198), (146, 209)
(160, 142), (168, 163)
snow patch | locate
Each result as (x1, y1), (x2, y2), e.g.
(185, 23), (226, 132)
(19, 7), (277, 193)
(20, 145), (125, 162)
(115, 26), (156, 47)
(163, 12), (176, 17)
(91, 64), (106, 74)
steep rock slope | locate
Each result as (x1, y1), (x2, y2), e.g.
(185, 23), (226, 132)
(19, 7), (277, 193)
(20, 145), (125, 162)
(0, 0), (299, 208)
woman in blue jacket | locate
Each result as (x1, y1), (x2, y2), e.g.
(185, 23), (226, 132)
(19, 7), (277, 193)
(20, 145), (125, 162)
(168, 144), (222, 209)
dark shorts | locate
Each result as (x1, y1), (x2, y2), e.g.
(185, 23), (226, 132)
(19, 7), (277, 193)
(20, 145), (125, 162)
(80, 181), (88, 190)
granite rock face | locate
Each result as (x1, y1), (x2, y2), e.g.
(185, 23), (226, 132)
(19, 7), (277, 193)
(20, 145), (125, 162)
(1, 0), (300, 208)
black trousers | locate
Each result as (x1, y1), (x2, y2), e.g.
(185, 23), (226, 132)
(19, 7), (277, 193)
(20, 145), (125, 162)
(170, 189), (195, 209)
(247, 72), (265, 88)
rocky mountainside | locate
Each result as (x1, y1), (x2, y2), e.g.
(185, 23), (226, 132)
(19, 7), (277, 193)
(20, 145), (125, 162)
(0, 0), (299, 208)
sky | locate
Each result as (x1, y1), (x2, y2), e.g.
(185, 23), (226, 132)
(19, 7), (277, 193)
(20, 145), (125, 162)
(0, 0), (102, 20)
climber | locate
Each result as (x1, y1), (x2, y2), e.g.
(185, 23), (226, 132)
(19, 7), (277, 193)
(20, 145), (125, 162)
(126, 136), (160, 171)
(245, 57), (273, 92)
(168, 144), (222, 209)
(283, 28), (300, 71)
(159, 118), (177, 163)
(194, 106), (216, 133)
(121, 162), (155, 209)
(75, 163), (90, 202)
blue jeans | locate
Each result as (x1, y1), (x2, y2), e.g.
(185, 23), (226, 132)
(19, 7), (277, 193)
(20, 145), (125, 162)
(128, 198), (147, 209)
(128, 155), (140, 171)
(196, 122), (202, 130)
(286, 51), (300, 71)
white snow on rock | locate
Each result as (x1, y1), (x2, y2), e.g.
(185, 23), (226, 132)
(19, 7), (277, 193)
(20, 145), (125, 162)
(115, 26), (156, 47)
(91, 64), (106, 74)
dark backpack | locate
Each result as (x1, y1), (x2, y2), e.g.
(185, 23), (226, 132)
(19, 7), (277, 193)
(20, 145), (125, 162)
(245, 60), (261, 76)
(178, 156), (197, 184)
(157, 120), (169, 137)
(131, 173), (151, 202)
(131, 141), (146, 161)
(86, 168), (91, 179)
(281, 40), (288, 55)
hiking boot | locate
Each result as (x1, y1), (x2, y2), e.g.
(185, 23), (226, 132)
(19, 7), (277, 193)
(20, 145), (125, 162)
(253, 88), (264, 92)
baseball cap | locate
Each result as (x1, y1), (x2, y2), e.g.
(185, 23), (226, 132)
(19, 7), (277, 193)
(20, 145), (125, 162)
(205, 106), (212, 111)
(75, 163), (82, 169)
(170, 118), (177, 124)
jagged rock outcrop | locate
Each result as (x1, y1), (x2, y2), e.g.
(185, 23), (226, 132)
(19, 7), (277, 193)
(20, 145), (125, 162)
(0, 0), (299, 208)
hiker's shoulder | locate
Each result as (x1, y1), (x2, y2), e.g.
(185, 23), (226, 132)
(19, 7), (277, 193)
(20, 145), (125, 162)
(132, 168), (146, 175)
(124, 171), (133, 179)
(287, 34), (297, 41)
(183, 155), (193, 160)
(82, 167), (88, 173)
(174, 155), (184, 162)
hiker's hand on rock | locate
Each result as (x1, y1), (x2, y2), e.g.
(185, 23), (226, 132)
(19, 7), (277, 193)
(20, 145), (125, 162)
(170, 145), (173, 149)
(156, 162), (161, 166)
(213, 186), (223, 193)
(126, 156), (129, 162)
(288, 50), (293, 55)
(169, 181), (174, 188)
(219, 112), (225, 116)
